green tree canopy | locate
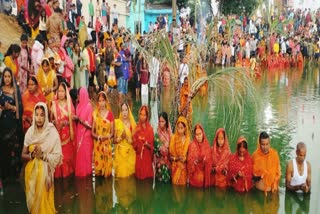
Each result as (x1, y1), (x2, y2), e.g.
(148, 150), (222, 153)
(218, 0), (258, 15)
(147, 0), (188, 8)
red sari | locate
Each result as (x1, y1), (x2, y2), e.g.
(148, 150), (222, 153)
(211, 128), (231, 188)
(132, 106), (154, 179)
(187, 124), (212, 188)
(52, 85), (76, 178)
(227, 136), (253, 192)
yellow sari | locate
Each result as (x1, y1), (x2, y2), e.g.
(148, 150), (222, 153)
(92, 110), (113, 177)
(37, 59), (56, 104)
(114, 105), (136, 178)
(4, 56), (18, 78)
(24, 102), (62, 214)
(169, 116), (190, 185)
(92, 97), (114, 177)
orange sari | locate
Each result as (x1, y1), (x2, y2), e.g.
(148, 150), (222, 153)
(22, 88), (46, 133)
(179, 80), (192, 125)
(169, 116), (190, 185)
(211, 128), (231, 188)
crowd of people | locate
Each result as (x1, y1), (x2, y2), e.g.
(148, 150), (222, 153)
(0, 1), (316, 213)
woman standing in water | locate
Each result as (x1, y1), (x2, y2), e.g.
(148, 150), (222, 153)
(51, 82), (76, 178)
(132, 105), (154, 180)
(154, 112), (172, 183)
(187, 124), (212, 187)
(92, 91), (114, 177)
(0, 68), (23, 195)
(114, 102), (136, 178)
(75, 87), (94, 177)
(169, 116), (190, 185)
(21, 102), (62, 214)
(211, 128), (231, 188)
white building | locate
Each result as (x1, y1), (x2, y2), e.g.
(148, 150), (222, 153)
(59, 0), (129, 29)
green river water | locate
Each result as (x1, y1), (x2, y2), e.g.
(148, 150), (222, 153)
(0, 64), (319, 213)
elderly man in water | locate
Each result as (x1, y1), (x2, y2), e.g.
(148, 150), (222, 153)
(252, 131), (281, 195)
(285, 142), (311, 193)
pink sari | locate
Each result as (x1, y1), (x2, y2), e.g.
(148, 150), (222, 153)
(75, 88), (93, 177)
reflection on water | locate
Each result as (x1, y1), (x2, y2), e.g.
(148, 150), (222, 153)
(285, 191), (310, 214)
(1, 65), (319, 213)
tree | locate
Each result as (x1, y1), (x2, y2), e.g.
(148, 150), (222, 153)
(146, 0), (189, 8)
(218, 0), (258, 15)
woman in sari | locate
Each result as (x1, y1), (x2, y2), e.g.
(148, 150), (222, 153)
(21, 102), (62, 214)
(228, 136), (253, 192)
(37, 58), (58, 106)
(72, 42), (86, 89)
(114, 102), (136, 178)
(169, 116), (190, 185)
(211, 128), (231, 188)
(4, 44), (21, 80)
(154, 112), (172, 183)
(187, 124), (212, 188)
(91, 91), (114, 177)
(74, 87), (93, 177)
(132, 105), (154, 180)
(179, 77), (192, 126)
(18, 34), (33, 93)
(22, 76), (46, 133)
(0, 68), (23, 194)
(51, 82), (75, 178)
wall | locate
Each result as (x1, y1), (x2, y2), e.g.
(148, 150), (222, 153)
(126, 0), (145, 34)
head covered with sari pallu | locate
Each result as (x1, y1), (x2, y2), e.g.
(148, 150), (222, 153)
(22, 75), (47, 133)
(135, 105), (150, 128)
(212, 128), (231, 166)
(187, 123), (212, 187)
(211, 128), (231, 187)
(76, 87), (92, 119)
(119, 102), (136, 131)
(53, 82), (75, 141)
(227, 136), (253, 192)
(169, 116), (190, 185)
(24, 102), (62, 213)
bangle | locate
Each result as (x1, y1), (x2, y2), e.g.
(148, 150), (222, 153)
(30, 151), (35, 159)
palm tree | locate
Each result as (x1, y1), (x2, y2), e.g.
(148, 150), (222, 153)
(130, 30), (260, 135)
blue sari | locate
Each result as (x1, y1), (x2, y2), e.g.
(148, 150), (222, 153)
(0, 68), (23, 182)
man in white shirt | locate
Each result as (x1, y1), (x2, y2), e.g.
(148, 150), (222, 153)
(179, 57), (189, 85)
(286, 142), (311, 193)
(149, 56), (160, 101)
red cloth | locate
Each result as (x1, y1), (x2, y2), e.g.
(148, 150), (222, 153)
(211, 128), (231, 188)
(44, 4), (52, 17)
(187, 124), (212, 188)
(87, 47), (96, 73)
(132, 106), (154, 179)
(227, 136), (253, 192)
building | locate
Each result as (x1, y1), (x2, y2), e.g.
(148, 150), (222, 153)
(126, 0), (173, 34)
(59, 0), (129, 30)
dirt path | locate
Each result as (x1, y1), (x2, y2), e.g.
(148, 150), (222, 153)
(0, 14), (23, 53)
